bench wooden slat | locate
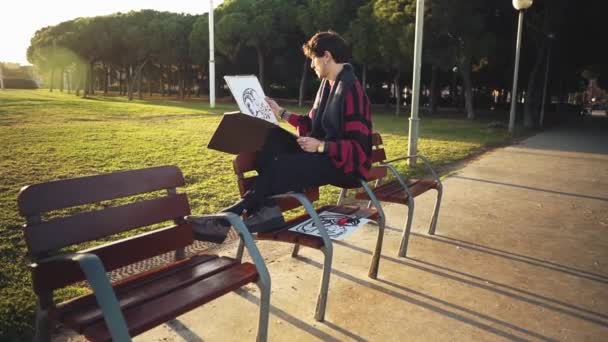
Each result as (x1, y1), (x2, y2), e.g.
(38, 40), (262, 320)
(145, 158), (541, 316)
(82, 262), (259, 342)
(25, 194), (191, 255)
(371, 133), (383, 146)
(50, 254), (218, 321)
(355, 178), (438, 203)
(233, 152), (257, 174)
(56, 256), (238, 331)
(371, 148), (387, 164)
(31, 223), (194, 293)
(18, 165), (184, 216)
(366, 166), (388, 182)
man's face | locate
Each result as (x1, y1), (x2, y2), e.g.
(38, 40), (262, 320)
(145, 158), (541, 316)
(310, 54), (328, 79)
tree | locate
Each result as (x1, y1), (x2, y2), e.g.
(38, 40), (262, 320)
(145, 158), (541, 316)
(372, 0), (416, 116)
(428, 0), (495, 119)
(216, 0), (298, 91)
(189, 14), (210, 96)
(348, 2), (381, 90)
(522, 0), (568, 128)
(296, 0), (366, 106)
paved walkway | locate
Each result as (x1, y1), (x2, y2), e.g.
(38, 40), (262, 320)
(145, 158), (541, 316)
(59, 116), (608, 341)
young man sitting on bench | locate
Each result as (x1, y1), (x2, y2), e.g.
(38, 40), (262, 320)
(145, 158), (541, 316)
(194, 31), (374, 242)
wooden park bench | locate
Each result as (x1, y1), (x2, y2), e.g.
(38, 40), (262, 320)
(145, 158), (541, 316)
(227, 152), (386, 322)
(17, 165), (270, 342)
(338, 133), (443, 257)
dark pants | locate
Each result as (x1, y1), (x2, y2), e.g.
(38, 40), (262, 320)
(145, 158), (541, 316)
(224, 139), (357, 215)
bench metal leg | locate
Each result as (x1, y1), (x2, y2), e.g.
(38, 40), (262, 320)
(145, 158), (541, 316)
(236, 239), (245, 262)
(291, 244), (300, 257)
(428, 186), (443, 235)
(336, 188), (347, 206)
(314, 245), (332, 322)
(34, 304), (52, 342)
(365, 179), (381, 209)
(255, 280), (270, 342)
(368, 215), (385, 279)
(360, 180), (386, 279)
(174, 247), (186, 261)
(398, 198), (415, 258)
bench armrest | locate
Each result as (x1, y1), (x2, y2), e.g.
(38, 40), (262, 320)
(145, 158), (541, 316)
(185, 213), (271, 290)
(381, 154), (441, 186)
(370, 164), (414, 200)
(37, 253), (131, 342)
(270, 192), (333, 257)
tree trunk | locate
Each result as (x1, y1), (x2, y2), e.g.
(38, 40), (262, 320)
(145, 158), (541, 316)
(88, 62), (95, 95)
(49, 68), (55, 92)
(178, 65), (184, 99)
(394, 73), (400, 116)
(138, 68), (143, 100)
(104, 67), (109, 95)
(256, 45), (265, 92)
(523, 44), (547, 128)
(460, 58), (474, 120)
(0, 64), (4, 90)
(127, 65), (133, 101)
(298, 59), (308, 107)
(451, 70), (458, 106)
(197, 66), (203, 97)
(127, 61), (147, 101)
(83, 65), (90, 98)
(59, 68), (64, 92)
(66, 70), (71, 94)
(75, 65), (80, 96)
(362, 64), (367, 91)
(429, 65), (439, 115)
(148, 73), (152, 97)
(159, 64), (165, 96)
(119, 68), (124, 95)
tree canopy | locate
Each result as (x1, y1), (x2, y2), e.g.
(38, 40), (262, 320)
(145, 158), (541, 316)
(26, 0), (604, 125)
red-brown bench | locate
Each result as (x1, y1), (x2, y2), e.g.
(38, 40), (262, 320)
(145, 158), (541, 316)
(229, 153), (385, 322)
(18, 165), (270, 342)
(338, 133), (443, 257)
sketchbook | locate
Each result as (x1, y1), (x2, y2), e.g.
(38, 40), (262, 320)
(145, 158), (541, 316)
(207, 76), (300, 155)
(224, 75), (278, 124)
(288, 211), (370, 241)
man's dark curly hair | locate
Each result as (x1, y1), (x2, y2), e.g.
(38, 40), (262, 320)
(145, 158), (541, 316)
(302, 31), (351, 63)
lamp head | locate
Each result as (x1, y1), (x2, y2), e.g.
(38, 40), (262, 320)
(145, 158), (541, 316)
(512, 0), (533, 10)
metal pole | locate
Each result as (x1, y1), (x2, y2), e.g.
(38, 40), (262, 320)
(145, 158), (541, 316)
(539, 42), (552, 128)
(209, 0), (216, 108)
(508, 10), (525, 134)
(0, 63), (4, 90)
(408, 0), (425, 166)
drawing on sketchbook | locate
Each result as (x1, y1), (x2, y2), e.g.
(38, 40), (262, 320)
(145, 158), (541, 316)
(289, 211), (369, 240)
(242, 88), (274, 122)
(224, 75), (278, 124)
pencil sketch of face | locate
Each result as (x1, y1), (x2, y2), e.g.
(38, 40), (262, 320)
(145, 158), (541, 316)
(243, 88), (273, 121)
(293, 214), (360, 238)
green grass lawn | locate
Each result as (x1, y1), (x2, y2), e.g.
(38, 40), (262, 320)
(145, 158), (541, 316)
(0, 89), (511, 339)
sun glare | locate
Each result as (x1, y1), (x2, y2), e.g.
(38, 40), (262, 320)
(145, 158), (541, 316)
(0, 0), (222, 65)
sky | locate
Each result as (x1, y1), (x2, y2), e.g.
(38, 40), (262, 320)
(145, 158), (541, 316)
(0, 0), (224, 65)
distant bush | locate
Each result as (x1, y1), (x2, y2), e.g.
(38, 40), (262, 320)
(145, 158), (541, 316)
(3, 78), (38, 89)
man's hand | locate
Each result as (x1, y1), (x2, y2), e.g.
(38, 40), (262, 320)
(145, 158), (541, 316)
(265, 97), (284, 120)
(297, 137), (323, 153)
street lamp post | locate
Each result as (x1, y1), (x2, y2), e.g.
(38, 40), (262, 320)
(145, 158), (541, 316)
(209, 0), (216, 108)
(539, 33), (555, 128)
(508, 0), (534, 134)
(407, 0), (425, 167)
